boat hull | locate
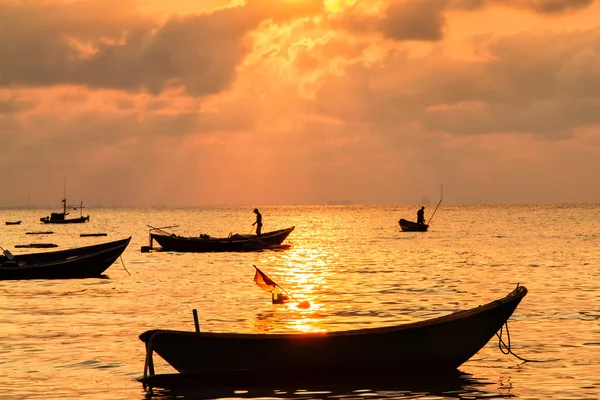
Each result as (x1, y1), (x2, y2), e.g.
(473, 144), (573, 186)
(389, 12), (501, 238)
(5, 221), (22, 225)
(140, 286), (527, 377)
(150, 226), (294, 252)
(399, 218), (428, 232)
(40, 216), (90, 224)
(0, 237), (131, 280)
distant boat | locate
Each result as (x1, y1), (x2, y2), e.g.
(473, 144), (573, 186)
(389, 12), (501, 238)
(399, 218), (429, 232)
(14, 243), (58, 249)
(5, 221), (21, 225)
(399, 195), (443, 233)
(0, 237), (131, 280)
(138, 285), (528, 388)
(147, 226), (295, 253)
(40, 199), (89, 224)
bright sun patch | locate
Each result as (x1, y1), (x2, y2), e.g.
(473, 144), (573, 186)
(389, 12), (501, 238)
(324, 0), (356, 13)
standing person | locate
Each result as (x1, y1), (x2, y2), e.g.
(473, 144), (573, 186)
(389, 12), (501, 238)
(252, 208), (263, 235)
(417, 206), (425, 225)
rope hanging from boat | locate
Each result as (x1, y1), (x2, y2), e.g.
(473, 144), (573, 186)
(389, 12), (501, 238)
(142, 332), (158, 390)
(496, 322), (548, 363)
(120, 256), (131, 275)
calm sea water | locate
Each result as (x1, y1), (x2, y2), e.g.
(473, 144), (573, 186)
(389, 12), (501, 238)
(0, 205), (598, 400)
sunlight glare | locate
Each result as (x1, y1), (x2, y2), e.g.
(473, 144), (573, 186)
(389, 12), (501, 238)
(324, 0), (356, 13)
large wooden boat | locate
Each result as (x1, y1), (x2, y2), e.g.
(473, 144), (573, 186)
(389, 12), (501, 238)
(0, 237), (131, 280)
(40, 199), (89, 224)
(149, 226), (295, 252)
(399, 218), (429, 232)
(139, 285), (527, 386)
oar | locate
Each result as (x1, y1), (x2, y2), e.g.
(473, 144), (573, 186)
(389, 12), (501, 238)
(276, 283), (311, 309)
(0, 244), (15, 260)
(147, 224), (179, 235)
(427, 198), (442, 225)
(426, 184), (444, 225)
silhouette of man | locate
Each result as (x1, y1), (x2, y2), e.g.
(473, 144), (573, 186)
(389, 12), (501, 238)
(252, 208), (263, 235)
(417, 206), (425, 225)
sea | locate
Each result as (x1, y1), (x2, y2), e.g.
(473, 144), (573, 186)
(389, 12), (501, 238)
(0, 205), (598, 400)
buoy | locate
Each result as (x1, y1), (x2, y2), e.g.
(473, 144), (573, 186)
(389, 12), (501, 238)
(297, 301), (311, 309)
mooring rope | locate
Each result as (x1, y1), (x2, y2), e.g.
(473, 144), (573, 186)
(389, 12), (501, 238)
(496, 322), (550, 363)
(120, 255), (131, 276)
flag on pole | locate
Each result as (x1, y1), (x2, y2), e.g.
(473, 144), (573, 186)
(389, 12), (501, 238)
(253, 266), (276, 292)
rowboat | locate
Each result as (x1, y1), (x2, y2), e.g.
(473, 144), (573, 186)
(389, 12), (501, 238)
(139, 286), (527, 387)
(399, 218), (429, 232)
(0, 237), (131, 280)
(148, 226), (295, 252)
(5, 221), (21, 225)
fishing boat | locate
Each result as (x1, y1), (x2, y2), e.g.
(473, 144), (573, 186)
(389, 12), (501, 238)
(147, 226), (295, 253)
(399, 218), (429, 232)
(40, 198), (89, 224)
(0, 237), (131, 280)
(5, 221), (22, 225)
(139, 285), (528, 387)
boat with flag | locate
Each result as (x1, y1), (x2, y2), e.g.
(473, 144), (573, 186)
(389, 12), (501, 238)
(40, 198), (89, 224)
(139, 285), (528, 388)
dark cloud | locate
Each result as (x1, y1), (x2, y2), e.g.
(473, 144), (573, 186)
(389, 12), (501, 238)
(381, 0), (447, 41)
(337, 0), (596, 42)
(451, 0), (595, 14)
(0, 95), (34, 114)
(0, 0), (322, 96)
(314, 28), (600, 138)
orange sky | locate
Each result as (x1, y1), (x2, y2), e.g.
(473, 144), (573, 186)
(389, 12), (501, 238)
(1, 0), (600, 206)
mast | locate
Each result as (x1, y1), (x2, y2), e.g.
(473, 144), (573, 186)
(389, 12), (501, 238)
(63, 178), (68, 215)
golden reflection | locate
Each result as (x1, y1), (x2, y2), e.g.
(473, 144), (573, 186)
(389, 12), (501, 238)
(286, 313), (327, 333)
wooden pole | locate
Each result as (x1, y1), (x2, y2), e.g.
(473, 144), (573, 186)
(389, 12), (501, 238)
(192, 309), (200, 332)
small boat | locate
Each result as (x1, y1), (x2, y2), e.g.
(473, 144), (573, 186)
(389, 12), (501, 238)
(148, 226), (295, 253)
(80, 233), (107, 237)
(139, 286), (527, 386)
(14, 243), (58, 249)
(399, 218), (429, 232)
(26, 231), (54, 235)
(40, 198), (89, 224)
(0, 237), (131, 280)
(5, 221), (22, 225)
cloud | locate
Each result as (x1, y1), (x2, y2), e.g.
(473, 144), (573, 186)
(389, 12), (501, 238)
(381, 0), (447, 41)
(311, 27), (600, 139)
(0, 95), (34, 114)
(451, 0), (595, 14)
(0, 0), (323, 96)
(336, 0), (597, 43)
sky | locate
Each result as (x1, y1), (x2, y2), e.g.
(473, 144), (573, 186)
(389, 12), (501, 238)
(1, 0), (600, 207)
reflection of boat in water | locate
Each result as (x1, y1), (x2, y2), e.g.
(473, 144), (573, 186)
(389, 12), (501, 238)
(141, 370), (506, 398)
(139, 286), (527, 389)
(40, 198), (89, 224)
